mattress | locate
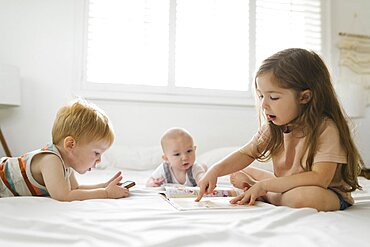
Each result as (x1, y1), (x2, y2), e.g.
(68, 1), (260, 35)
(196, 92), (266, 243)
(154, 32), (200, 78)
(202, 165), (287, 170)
(1, 168), (370, 247)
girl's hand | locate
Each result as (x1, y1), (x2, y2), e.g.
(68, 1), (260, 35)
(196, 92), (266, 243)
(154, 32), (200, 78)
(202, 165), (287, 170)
(230, 181), (267, 205)
(105, 175), (129, 198)
(195, 172), (218, 202)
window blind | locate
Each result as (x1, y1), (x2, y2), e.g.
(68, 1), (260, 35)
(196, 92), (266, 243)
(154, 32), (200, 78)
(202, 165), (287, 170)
(255, 0), (322, 65)
(87, 0), (169, 86)
(85, 0), (323, 96)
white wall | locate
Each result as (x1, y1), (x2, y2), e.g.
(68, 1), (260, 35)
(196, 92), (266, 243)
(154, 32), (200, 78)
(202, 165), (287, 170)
(1, 0), (370, 166)
(329, 0), (370, 168)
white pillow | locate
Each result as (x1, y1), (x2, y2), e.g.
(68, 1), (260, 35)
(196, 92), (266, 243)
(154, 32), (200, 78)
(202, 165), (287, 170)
(99, 145), (163, 171)
(197, 146), (239, 168)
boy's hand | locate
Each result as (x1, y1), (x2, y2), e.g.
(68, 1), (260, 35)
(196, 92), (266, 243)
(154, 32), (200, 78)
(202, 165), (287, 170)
(105, 171), (123, 187)
(105, 175), (129, 198)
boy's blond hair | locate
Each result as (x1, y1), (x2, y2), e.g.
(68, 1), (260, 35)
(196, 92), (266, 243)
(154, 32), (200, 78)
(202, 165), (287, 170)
(160, 128), (193, 152)
(52, 99), (115, 145)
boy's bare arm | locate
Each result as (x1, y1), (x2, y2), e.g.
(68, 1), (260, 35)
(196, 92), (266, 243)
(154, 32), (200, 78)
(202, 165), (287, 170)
(69, 172), (105, 190)
(75, 171), (123, 190)
(39, 155), (128, 201)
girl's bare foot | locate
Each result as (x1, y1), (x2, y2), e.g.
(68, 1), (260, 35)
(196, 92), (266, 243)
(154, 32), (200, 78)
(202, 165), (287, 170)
(230, 171), (253, 189)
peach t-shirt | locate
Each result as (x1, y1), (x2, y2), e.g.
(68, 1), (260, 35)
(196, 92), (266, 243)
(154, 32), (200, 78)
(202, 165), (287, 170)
(239, 118), (353, 204)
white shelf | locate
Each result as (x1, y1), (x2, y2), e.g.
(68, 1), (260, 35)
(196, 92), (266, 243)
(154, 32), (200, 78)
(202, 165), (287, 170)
(0, 64), (21, 106)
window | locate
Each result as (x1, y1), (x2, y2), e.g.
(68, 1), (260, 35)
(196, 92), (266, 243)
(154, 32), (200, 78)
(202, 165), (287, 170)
(80, 0), (325, 105)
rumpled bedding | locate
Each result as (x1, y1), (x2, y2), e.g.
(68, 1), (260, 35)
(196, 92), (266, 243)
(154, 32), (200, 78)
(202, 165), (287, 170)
(1, 169), (370, 247)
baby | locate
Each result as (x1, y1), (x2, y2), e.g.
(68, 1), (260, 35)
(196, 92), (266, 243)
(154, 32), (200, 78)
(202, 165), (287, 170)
(146, 127), (206, 187)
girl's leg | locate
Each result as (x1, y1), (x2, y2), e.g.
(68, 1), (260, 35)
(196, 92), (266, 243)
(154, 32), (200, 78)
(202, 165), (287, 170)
(230, 166), (274, 189)
(266, 186), (341, 211)
(230, 172), (253, 189)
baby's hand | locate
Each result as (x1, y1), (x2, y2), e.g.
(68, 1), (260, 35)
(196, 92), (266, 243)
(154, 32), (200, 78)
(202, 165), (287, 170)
(105, 175), (129, 198)
(146, 177), (165, 187)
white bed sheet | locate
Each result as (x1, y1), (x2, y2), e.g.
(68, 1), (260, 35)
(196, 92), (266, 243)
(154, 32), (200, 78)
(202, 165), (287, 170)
(1, 168), (370, 247)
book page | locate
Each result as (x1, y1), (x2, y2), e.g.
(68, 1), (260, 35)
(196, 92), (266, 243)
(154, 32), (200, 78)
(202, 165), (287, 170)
(161, 196), (255, 211)
(159, 184), (254, 210)
(163, 185), (243, 199)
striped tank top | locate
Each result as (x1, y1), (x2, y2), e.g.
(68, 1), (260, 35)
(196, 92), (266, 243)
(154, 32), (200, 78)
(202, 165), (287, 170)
(0, 144), (72, 197)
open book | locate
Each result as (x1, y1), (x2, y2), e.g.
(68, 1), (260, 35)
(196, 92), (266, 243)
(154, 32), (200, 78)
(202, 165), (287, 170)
(159, 184), (254, 211)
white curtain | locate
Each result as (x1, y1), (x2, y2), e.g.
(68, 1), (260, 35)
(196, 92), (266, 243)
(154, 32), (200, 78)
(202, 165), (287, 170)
(338, 33), (370, 74)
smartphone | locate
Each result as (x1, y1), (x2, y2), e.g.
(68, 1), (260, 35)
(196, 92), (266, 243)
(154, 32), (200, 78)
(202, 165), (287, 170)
(122, 180), (136, 189)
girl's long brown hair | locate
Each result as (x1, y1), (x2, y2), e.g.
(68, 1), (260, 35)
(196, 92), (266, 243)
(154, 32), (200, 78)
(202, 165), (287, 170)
(255, 48), (362, 192)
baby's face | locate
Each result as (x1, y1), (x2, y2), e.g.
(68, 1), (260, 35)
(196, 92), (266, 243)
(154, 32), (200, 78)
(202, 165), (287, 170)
(68, 139), (111, 174)
(163, 135), (196, 172)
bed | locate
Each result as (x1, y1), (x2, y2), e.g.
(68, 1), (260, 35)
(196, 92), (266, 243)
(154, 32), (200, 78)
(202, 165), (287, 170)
(1, 146), (370, 247)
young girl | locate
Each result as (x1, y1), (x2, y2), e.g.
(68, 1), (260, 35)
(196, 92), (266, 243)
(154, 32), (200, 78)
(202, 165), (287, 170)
(0, 100), (129, 201)
(195, 48), (363, 211)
